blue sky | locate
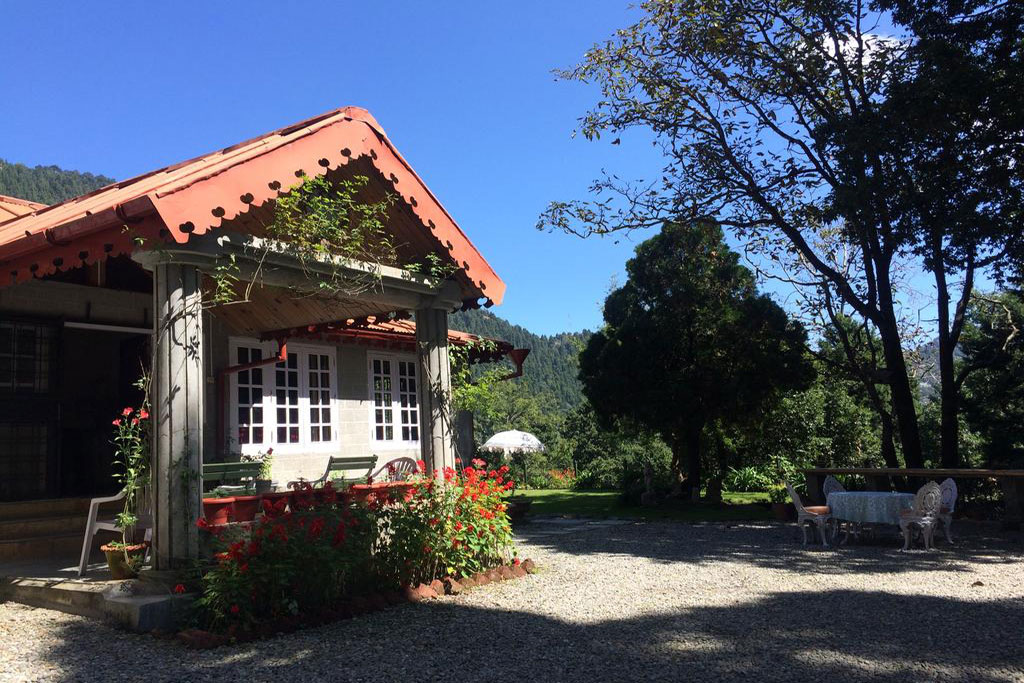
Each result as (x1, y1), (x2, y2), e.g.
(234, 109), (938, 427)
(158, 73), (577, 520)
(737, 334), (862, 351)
(0, 1), (667, 336)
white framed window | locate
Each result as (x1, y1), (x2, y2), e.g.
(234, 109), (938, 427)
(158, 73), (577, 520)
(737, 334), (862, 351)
(369, 354), (420, 446)
(229, 338), (338, 454)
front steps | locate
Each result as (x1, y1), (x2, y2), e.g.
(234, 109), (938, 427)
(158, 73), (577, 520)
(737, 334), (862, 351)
(0, 498), (99, 563)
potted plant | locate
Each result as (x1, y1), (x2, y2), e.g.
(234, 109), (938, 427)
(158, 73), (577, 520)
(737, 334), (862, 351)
(107, 404), (151, 579)
(232, 488), (262, 522)
(243, 448), (275, 494)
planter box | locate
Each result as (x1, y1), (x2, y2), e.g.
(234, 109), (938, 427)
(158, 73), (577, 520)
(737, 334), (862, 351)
(202, 497), (235, 525)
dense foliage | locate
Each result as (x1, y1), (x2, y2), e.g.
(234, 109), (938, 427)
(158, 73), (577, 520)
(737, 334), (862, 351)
(580, 223), (813, 497)
(0, 158), (113, 204)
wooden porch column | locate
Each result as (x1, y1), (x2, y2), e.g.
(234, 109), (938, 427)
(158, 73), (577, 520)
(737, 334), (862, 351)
(151, 262), (204, 570)
(416, 307), (455, 474)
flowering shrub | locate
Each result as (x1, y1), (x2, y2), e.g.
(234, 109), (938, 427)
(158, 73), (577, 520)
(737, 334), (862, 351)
(195, 461), (517, 632)
(110, 406), (150, 552)
(374, 459), (516, 586)
(195, 482), (375, 630)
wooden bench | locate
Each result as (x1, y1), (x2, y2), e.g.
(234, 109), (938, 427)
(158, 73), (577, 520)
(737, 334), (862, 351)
(802, 467), (1024, 527)
(202, 462), (263, 491)
(288, 455), (379, 489)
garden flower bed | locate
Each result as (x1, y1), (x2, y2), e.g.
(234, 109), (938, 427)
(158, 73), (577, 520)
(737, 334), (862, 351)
(185, 459), (534, 646)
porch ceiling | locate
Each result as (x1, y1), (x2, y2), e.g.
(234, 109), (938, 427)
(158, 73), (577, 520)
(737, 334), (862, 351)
(208, 281), (401, 337)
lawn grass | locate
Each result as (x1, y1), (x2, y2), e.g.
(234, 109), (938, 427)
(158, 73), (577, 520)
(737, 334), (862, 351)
(515, 489), (773, 522)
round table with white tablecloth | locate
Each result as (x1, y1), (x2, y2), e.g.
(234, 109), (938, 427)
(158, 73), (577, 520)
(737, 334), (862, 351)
(826, 491), (916, 525)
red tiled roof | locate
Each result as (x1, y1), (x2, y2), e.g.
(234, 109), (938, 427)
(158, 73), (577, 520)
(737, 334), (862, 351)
(0, 107), (505, 304)
(0, 194), (46, 225)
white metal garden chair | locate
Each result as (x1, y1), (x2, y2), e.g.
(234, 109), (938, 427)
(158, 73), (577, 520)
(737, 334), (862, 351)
(936, 478), (958, 544)
(786, 482), (832, 547)
(899, 481), (942, 551)
(823, 474), (846, 499)
(369, 456), (419, 482)
(77, 486), (152, 576)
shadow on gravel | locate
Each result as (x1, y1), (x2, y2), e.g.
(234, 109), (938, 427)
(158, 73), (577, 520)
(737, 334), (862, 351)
(32, 588), (1024, 682)
(516, 519), (1024, 575)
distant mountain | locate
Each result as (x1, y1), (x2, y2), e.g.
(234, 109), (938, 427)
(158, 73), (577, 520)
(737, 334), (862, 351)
(910, 337), (964, 402)
(0, 158), (113, 205)
(451, 309), (589, 410)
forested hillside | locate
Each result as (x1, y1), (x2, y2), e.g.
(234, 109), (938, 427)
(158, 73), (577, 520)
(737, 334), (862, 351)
(0, 158), (113, 205)
(451, 309), (588, 410)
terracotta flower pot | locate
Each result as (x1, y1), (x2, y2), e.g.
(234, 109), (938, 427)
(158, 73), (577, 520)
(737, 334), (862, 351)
(352, 481), (415, 505)
(202, 497), (235, 525)
(232, 495), (262, 522)
(100, 542), (149, 580)
(771, 502), (796, 522)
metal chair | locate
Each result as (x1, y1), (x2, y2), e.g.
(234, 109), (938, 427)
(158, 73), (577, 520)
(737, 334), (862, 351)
(899, 481), (942, 551)
(823, 474), (846, 499)
(936, 478), (958, 544)
(786, 482), (832, 547)
(369, 456), (419, 482)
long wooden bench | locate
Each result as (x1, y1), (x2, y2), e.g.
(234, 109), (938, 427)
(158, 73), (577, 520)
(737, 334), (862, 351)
(802, 467), (1024, 527)
(287, 455), (378, 489)
(202, 462), (263, 491)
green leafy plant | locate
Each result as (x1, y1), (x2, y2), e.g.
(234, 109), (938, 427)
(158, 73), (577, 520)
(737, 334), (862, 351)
(110, 404), (151, 572)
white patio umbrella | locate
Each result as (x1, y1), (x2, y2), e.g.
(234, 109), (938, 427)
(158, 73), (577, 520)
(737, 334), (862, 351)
(479, 430), (546, 495)
(479, 430), (547, 455)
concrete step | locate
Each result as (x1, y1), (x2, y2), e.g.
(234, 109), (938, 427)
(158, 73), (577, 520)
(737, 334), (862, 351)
(0, 515), (89, 541)
(0, 498), (93, 521)
(0, 531), (86, 563)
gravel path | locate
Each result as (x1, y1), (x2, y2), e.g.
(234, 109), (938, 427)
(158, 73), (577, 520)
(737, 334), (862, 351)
(2, 519), (1023, 682)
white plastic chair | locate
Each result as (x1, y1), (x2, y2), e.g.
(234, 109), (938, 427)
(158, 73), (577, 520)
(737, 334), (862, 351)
(78, 487), (152, 576)
(936, 478), (958, 544)
(786, 482), (832, 547)
(899, 481), (942, 551)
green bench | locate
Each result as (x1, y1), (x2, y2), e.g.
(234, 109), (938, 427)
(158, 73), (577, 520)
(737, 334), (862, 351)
(202, 461), (263, 491)
(287, 455), (378, 489)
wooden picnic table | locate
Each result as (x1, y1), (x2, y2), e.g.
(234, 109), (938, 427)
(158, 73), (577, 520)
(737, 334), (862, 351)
(802, 467), (1024, 527)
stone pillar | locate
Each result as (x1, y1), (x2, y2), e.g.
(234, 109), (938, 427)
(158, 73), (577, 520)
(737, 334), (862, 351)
(416, 307), (455, 474)
(151, 262), (204, 570)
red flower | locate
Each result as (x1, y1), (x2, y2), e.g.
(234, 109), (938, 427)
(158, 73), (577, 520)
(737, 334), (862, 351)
(196, 517), (210, 530)
(138, 410), (150, 420)
(471, 458), (486, 468)
(454, 521), (463, 531)
(513, 558), (521, 566)
(122, 407), (133, 417)
(230, 605), (240, 615)
(173, 583), (186, 594)
(111, 419), (121, 427)
(131, 418), (139, 426)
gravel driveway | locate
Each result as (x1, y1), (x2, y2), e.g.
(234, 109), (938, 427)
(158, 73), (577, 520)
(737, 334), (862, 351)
(2, 519), (1023, 683)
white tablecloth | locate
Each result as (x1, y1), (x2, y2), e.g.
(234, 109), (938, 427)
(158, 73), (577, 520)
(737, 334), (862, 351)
(826, 491), (915, 525)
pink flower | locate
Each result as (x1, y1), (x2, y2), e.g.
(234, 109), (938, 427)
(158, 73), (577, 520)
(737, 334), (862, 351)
(111, 419), (121, 427)
(138, 410), (150, 420)
(122, 407), (133, 417)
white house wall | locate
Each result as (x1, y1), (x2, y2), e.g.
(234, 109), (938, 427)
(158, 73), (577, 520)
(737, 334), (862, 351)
(206, 313), (420, 487)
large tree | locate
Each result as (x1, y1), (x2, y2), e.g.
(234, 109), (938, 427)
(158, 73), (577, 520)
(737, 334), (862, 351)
(542, 0), (1024, 468)
(580, 223), (813, 497)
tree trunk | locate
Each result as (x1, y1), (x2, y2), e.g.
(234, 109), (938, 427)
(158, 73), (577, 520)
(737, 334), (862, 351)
(938, 333), (960, 468)
(880, 409), (899, 469)
(668, 435), (685, 497)
(875, 311), (924, 469)
(684, 419), (703, 500)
